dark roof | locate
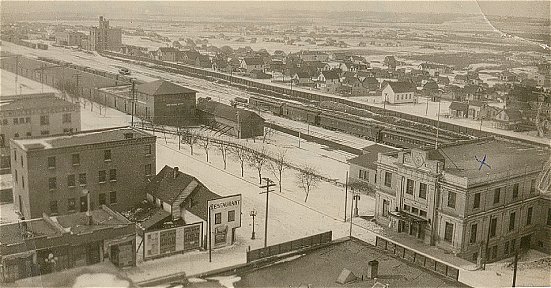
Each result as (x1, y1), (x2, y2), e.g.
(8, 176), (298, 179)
(0, 219), (61, 246)
(136, 80), (196, 96)
(139, 209), (171, 231)
(500, 109), (523, 121)
(423, 81), (439, 90)
(186, 186), (221, 221)
(385, 81), (416, 93)
(1, 95), (77, 111)
(449, 101), (469, 111)
(197, 99), (264, 123)
(146, 165), (199, 204)
(294, 72), (310, 78)
(321, 70), (340, 80)
(243, 58), (264, 65)
(12, 127), (154, 151)
(158, 47), (179, 53)
(54, 206), (131, 234)
(348, 144), (398, 170)
(363, 77), (379, 85)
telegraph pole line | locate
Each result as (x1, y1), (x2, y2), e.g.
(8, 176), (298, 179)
(344, 171), (348, 222)
(259, 177), (276, 248)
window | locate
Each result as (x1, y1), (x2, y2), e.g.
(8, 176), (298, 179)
(79, 173), (87, 186)
(419, 183), (427, 199)
(49, 200), (58, 215)
(67, 174), (76, 187)
(48, 156), (56, 169)
(547, 208), (551, 226)
(67, 198), (76, 211)
(403, 204), (410, 212)
(104, 150), (111, 161)
(98, 170), (107, 183)
(0, 134), (4, 147)
(447, 191), (456, 208)
(48, 177), (57, 190)
(509, 212), (516, 231)
(215, 212), (221, 224)
(26, 132), (31, 137)
(527, 207), (533, 225)
(145, 144), (152, 155)
(512, 183), (519, 199)
(99, 193), (106, 205)
(444, 222), (454, 242)
(40, 115), (49, 125)
(490, 218), (497, 237)
(419, 210), (427, 218)
(411, 207), (419, 214)
(109, 169), (117, 181)
(25, 117), (30, 123)
(2, 119), (7, 125)
(145, 164), (152, 176)
(530, 179), (536, 194)
(493, 188), (501, 204)
(72, 153), (80, 166)
(109, 191), (117, 204)
(406, 179), (414, 195)
(62, 113), (71, 123)
(13, 118), (18, 125)
(470, 223), (477, 244)
(384, 172), (392, 187)
(14, 133), (19, 138)
(228, 210), (235, 222)
(14, 150), (16, 161)
(382, 199), (389, 217)
(22, 176), (25, 189)
(473, 193), (481, 209)
(40, 130), (49, 135)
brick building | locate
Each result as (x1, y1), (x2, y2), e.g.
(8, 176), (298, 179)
(196, 98), (264, 139)
(10, 126), (156, 219)
(0, 205), (135, 283)
(375, 137), (550, 263)
(0, 92), (81, 174)
(89, 16), (122, 52)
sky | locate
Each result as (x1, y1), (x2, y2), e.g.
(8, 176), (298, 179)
(0, 1), (549, 20)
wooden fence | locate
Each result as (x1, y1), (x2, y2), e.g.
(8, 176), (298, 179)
(246, 231), (332, 262)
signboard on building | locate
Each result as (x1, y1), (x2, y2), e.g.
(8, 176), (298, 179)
(208, 194), (242, 248)
(143, 222), (203, 260)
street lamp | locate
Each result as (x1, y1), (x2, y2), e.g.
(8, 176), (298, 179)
(45, 253), (58, 273)
(353, 191), (361, 217)
(250, 210), (257, 240)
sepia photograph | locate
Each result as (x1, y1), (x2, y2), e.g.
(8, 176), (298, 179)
(0, 0), (550, 287)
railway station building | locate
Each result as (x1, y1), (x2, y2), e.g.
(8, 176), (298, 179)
(10, 126), (156, 219)
(374, 137), (550, 263)
(196, 98), (264, 139)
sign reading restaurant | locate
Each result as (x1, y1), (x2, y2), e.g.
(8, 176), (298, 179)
(208, 194), (242, 248)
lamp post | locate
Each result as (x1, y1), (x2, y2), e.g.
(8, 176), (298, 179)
(353, 191), (360, 217)
(250, 210), (257, 240)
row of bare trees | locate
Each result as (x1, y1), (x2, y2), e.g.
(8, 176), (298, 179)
(177, 128), (320, 202)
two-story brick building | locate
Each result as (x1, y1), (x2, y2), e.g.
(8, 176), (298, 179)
(0, 93), (81, 174)
(375, 137), (550, 263)
(10, 126), (156, 219)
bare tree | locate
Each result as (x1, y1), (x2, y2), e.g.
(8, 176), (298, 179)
(296, 165), (320, 202)
(270, 149), (288, 193)
(349, 182), (375, 196)
(248, 146), (269, 184)
(218, 139), (231, 170)
(182, 128), (198, 155)
(232, 145), (248, 177)
(201, 135), (210, 162)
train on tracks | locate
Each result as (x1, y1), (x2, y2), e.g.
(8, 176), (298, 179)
(248, 95), (467, 148)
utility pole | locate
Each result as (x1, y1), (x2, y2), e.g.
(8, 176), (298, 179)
(512, 251), (518, 287)
(259, 177), (276, 248)
(349, 188), (354, 237)
(344, 171), (348, 222)
(208, 206), (212, 262)
(131, 80), (136, 126)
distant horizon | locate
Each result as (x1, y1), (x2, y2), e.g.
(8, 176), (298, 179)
(1, 1), (549, 21)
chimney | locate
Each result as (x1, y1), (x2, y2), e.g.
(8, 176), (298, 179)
(173, 167), (179, 179)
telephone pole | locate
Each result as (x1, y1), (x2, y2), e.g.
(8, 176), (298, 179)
(259, 177), (276, 248)
(131, 80), (136, 126)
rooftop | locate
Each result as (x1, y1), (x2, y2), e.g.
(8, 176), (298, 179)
(0, 94), (77, 111)
(197, 99), (264, 123)
(349, 144), (399, 170)
(431, 138), (549, 179)
(11, 126), (154, 151)
(136, 80), (196, 96)
(53, 205), (132, 234)
(385, 81), (416, 93)
(146, 165), (201, 205)
(232, 238), (466, 288)
(0, 218), (62, 246)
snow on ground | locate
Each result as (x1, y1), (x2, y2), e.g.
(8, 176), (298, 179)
(0, 69), (58, 96)
(72, 273), (131, 288)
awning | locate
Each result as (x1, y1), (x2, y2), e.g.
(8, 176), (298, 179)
(389, 211), (428, 224)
